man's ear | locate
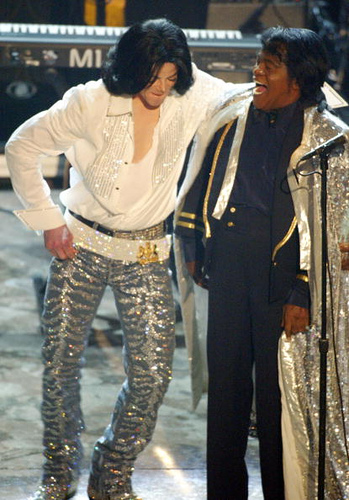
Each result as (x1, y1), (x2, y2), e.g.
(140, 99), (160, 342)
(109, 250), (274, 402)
(291, 78), (301, 93)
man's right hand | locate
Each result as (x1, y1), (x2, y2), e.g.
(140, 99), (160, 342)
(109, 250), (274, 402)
(340, 242), (349, 270)
(186, 261), (209, 289)
(44, 225), (78, 260)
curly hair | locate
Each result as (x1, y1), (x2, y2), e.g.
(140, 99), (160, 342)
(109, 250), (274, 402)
(102, 18), (193, 96)
(261, 27), (329, 106)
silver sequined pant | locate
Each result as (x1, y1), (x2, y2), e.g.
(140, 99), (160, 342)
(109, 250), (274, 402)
(40, 247), (176, 491)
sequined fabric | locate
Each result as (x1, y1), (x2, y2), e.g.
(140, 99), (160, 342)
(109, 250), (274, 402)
(85, 114), (130, 199)
(31, 478), (78, 500)
(280, 107), (349, 499)
(40, 248), (175, 498)
(153, 105), (185, 184)
(280, 295), (349, 500)
(88, 448), (142, 500)
(65, 210), (172, 264)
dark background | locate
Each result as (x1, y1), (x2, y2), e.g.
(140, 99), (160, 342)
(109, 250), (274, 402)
(0, 0), (348, 144)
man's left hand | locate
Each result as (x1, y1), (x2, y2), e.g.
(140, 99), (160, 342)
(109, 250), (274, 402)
(282, 304), (310, 339)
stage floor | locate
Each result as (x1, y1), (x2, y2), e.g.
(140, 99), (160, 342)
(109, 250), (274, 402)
(0, 189), (263, 499)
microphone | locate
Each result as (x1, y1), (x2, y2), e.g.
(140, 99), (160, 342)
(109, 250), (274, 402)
(299, 133), (346, 161)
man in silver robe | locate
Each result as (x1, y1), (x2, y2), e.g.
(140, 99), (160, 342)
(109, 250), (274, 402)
(175, 27), (349, 499)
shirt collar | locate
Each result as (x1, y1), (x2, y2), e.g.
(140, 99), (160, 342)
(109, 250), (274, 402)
(252, 101), (299, 127)
(107, 94), (133, 117)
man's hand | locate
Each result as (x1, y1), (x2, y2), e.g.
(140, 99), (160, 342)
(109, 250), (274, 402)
(44, 225), (77, 260)
(186, 261), (209, 289)
(340, 242), (349, 270)
(282, 304), (310, 339)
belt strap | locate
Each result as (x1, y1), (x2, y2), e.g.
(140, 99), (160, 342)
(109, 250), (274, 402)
(68, 210), (166, 240)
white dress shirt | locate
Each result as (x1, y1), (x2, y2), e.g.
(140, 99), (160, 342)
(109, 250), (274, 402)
(5, 65), (248, 232)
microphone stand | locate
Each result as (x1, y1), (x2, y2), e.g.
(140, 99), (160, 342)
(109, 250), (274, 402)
(297, 142), (341, 499)
(317, 149), (330, 500)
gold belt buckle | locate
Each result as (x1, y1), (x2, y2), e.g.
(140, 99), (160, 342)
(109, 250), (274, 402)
(137, 242), (159, 265)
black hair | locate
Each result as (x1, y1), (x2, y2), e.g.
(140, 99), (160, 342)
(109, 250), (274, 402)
(260, 27), (329, 106)
(102, 18), (193, 96)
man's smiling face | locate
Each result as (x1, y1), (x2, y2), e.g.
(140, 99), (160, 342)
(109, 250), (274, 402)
(253, 50), (301, 111)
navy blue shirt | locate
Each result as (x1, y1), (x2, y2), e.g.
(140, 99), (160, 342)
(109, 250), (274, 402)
(180, 100), (309, 308)
(230, 102), (298, 215)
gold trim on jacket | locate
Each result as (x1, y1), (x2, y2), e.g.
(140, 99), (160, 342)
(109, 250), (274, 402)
(271, 216), (298, 262)
(176, 211), (204, 232)
(203, 120), (235, 238)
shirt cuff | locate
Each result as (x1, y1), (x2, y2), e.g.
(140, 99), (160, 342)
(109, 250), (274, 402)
(14, 205), (66, 231)
(181, 237), (205, 264)
(286, 276), (310, 309)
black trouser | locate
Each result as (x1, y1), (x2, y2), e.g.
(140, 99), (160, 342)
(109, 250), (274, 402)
(207, 207), (285, 500)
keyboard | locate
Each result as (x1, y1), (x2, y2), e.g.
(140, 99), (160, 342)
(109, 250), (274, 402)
(0, 22), (261, 73)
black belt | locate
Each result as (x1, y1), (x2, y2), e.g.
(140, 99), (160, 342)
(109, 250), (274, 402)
(68, 210), (166, 240)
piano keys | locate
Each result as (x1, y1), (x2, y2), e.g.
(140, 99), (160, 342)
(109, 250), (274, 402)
(0, 22), (261, 77)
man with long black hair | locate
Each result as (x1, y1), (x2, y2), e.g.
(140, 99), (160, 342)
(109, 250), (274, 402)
(5, 18), (244, 500)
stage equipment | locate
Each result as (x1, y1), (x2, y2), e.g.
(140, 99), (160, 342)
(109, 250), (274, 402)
(0, 23), (261, 81)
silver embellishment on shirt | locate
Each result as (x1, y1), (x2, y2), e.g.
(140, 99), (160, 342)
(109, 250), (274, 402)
(153, 106), (185, 184)
(85, 114), (130, 199)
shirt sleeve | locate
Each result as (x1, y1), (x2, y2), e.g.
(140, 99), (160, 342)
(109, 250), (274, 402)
(5, 85), (88, 230)
(192, 64), (253, 119)
(175, 125), (224, 262)
(285, 273), (310, 309)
